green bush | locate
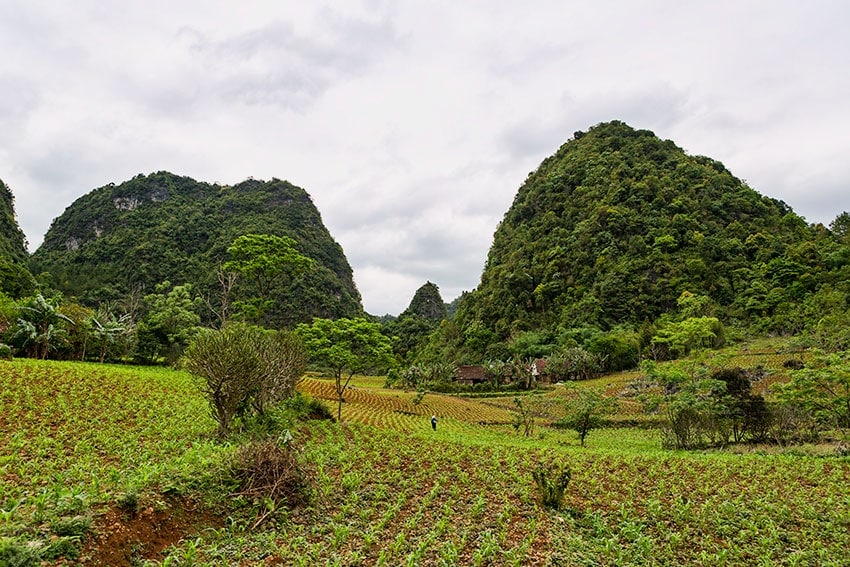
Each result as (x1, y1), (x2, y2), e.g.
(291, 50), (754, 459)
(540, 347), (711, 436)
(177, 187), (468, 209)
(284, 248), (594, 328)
(183, 323), (307, 438)
(532, 460), (572, 510)
(116, 491), (140, 517)
(50, 515), (90, 537)
(0, 343), (12, 360)
(285, 392), (334, 421)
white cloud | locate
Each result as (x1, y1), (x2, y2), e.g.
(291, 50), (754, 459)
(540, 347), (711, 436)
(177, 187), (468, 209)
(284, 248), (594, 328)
(2, 0), (850, 314)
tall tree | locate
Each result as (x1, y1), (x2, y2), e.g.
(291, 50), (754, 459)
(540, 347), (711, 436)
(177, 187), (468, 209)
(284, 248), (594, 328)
(830, 211), (850, 244)
(135, 281), (201, 364)
(224, 234), (314, 299)
(296, 317), (395, 421)
(224, 233), (314, 324)
(557, 386), (618, 446)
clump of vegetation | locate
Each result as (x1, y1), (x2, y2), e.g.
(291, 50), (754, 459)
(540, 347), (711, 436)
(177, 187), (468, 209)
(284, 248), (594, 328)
(11, 293), (71, 359)
(0, 538), (41, 566)
(50, 514), (91, 538)
(546, 347), (606, 382)
(231, 438), (309, 526)
(775, 350), (850, 436)
(636, 358), (838, 449)
(712, 367), (770, 443)
(639, 361), (741, 449)
(183, 322), (307, 438)
(116, 491), (140, 517)
(532, 459), (572, 510)
(284, 392), (335, 421)
(385, 361), (457, 391)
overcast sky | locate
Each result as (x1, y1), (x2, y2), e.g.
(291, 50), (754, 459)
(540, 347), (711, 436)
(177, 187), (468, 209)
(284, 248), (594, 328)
(2, 1), (849, 315)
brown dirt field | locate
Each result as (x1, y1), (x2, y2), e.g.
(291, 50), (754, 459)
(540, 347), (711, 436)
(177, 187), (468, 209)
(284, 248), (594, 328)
(75, 496), (223, 566)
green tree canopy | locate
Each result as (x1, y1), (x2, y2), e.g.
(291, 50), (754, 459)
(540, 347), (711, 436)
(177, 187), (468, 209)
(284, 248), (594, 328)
(440, 121), (828, 362)
(224, 233), (314, 324)
(224, 233), (314, 299)
(296, 317), (395, 420)
(30, 173), (362, 326)
(135, 281), (201, 364)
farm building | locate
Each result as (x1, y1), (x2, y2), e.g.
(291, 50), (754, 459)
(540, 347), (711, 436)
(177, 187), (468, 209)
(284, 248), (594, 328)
(455, 365), (487, 386)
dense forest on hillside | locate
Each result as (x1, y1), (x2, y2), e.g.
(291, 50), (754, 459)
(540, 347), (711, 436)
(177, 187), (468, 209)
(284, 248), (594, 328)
(2, 122), (850, 372)
(30, 172), (362, 327)
(0, 178), (35, 298)
(418, 121), (850, 365)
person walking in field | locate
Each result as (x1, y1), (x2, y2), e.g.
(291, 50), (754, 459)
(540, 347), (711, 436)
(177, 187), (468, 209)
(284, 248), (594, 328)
(431, 415), (438, 431)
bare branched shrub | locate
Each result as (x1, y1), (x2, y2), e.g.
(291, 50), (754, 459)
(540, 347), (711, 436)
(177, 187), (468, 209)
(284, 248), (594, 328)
(232, 439), (309, 510)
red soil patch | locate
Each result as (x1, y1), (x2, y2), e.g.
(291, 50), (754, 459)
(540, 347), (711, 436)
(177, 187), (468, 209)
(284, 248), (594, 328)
(77, 497), (223, 566)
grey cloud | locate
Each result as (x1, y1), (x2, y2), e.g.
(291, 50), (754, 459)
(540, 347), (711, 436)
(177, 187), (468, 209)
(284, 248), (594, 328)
(499, 84), (692, 161)
(767, 173), (850, 226)
(339, 207), (495, 297)
(0, 77), (39, 142)
(183, 12), (403, 111)
(4, 2), (850, 314)
(22, 147), (100, 190)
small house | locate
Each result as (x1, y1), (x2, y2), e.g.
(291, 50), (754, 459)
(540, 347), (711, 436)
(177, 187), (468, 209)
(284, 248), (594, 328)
(455, 365), (487, 386)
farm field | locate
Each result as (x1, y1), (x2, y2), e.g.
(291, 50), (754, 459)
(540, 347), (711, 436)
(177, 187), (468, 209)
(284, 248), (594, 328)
(1, 359), (849, 565)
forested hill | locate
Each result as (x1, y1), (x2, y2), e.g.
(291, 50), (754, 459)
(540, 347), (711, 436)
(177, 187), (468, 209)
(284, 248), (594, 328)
(30, 172), (362, 326)
(447, 120), (846, 357)
(0, 178), (35, 297)
(0, 178), (28, 264)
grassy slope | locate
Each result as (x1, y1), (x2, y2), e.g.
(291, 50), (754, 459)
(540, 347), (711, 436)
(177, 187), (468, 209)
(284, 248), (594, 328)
(1, 359), (848, 565)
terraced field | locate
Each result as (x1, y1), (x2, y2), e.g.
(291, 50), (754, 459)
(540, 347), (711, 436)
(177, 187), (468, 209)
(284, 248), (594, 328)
(300, 377), (515, 432)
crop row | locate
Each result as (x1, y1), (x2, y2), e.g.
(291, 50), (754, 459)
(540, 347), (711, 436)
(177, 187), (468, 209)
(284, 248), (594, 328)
(3, 359), (848, 565)
(0, 359), (225, 551)
(169, 419), (850, 565)
(299, 377), (515, 425)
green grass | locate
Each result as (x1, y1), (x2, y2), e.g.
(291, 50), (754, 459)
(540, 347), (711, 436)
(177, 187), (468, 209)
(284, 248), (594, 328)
(1, 358), (849, 565)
